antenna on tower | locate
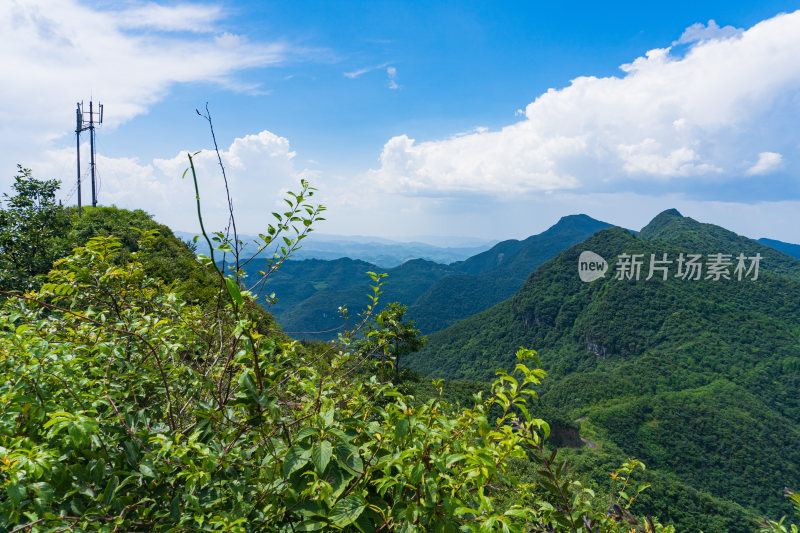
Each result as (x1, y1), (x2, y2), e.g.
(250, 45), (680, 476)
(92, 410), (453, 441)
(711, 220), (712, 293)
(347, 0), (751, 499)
(75, 99), (103, 215)
(75, 102), (83, 217)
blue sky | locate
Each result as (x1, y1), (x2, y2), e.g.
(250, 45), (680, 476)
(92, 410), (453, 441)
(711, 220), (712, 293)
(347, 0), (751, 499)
(2, 0), (800, 243)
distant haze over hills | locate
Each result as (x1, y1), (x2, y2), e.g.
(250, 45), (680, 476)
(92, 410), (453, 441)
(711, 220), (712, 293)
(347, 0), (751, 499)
(175, 231), (496, 268)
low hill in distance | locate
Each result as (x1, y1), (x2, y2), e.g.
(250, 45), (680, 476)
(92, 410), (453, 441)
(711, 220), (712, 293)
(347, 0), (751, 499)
(407, 209), (800, 531)
(758, 237), (800, 260)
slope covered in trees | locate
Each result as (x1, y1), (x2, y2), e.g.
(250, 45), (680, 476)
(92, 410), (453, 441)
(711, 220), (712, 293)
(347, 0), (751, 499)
(407, 209), (800, 530)
(407, 214), (612, 333)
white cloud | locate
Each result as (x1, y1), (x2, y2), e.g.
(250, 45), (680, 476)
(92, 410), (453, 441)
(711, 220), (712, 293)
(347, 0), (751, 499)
(116, 2), (225, 33)
(673, 19), (743, 45)
(344, 62), (391, 79)
(616, 139), (721, 176)
(343, 62), (399, 89)
(0, 0), (292, 178)
(368, 11), (800, 197)
(387, 66), (399, 90)
(746, 151), (783, 175)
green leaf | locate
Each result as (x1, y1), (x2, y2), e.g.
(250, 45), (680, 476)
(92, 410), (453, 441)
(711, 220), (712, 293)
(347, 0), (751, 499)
(225, 277), (244, 307)
(330, 494), (367, 527)
(7, 483), (24, 505)
(123, 441), (139, 467)
(327, 464), (351, 498)
(239, 372), (257, 397)
(335, 442), (363, 474)
(312, 440), (332, 474)
(284, 445), (311, 476)
(295, 427), (318, 443)
(295, 520), (327, 531)
(139, 464), (155, 478)
(102, 476), (119, 506)
(410, 463), (424, 485)
(68, 422), (86, 448)
(170, 495), (180, 521)
(395, 418), (409, 439)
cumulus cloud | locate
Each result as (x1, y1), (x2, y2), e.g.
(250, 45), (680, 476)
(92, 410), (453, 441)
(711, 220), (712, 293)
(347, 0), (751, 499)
(368, 11), (800, 197)
(0, 0), (290, 161)
(746, 151), (783, 175)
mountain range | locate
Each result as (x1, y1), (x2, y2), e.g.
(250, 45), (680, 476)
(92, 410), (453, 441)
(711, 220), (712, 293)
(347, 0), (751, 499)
(240, 214), (613, 337)
(406, 209), (800, 531)
(185, 209), (799, 530)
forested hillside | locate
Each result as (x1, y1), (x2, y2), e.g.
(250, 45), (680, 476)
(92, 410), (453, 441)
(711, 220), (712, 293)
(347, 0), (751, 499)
(407, 214), (612, 332)
(407, 209), (800, 530)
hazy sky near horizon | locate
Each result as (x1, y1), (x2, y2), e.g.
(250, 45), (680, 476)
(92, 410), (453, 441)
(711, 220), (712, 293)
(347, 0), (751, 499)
(2, 0), (800, 243)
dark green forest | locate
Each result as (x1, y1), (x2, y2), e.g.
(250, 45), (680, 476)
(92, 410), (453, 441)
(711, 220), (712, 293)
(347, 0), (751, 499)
(0, 166), (798, 532)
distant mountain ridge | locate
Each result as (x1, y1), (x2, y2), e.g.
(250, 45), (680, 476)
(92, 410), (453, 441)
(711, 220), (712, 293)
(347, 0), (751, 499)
(407, 214), (613, 332)
(237, 214), (614, 338)
(175, 230), (496, 268)
(406, 209), (800, 529)
(758, 237), (800, 259)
